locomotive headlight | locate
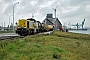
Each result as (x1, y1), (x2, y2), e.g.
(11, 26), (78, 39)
(24, 27), (27, 28)
(18, 27), (20, 28)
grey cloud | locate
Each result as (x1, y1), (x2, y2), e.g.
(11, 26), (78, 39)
(36, 0), (46, 5)
(18, 0), (58, 15)
(17, 0), (39, 15)
(19, 0), (30, 7)
(2, 3), (13, 15)
(57, 0), (90, 19)
(1, 0), (19, 15)
(0, 0), (90, 27)
(17, 4), (38, 15)
(3, 0), (14, 3)
(68, 0), (90, 6)
(39, 7), (53, 16)
(61, 6), (85, 18)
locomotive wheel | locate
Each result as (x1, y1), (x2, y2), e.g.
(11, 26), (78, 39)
(19, 30), (28, 36)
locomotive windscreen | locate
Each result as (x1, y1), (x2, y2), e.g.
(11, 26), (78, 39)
(27, 18), (36, 22)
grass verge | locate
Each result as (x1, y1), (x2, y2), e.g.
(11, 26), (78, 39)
(0, 31), (90, 60)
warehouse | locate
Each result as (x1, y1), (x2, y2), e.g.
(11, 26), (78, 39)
(42, 14), (62, 30)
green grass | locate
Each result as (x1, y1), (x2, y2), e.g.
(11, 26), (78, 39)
(0, 31), (90, 60)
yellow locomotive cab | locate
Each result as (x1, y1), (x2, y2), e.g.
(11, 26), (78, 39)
(15, 19), (29, 36)
(18, 19), (27, 28)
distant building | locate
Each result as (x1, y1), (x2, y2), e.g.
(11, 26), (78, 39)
(46, 14), (53, 18)
(43, 14), (62, 29)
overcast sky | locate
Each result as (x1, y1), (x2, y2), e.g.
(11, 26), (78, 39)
(0, 0), (90, 27)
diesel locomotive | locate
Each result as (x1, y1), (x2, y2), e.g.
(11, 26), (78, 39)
(15, 18), (54, 36)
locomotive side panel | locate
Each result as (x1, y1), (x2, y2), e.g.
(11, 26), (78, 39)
(46, 25), (54, 31)
(27, 18), (37, 34)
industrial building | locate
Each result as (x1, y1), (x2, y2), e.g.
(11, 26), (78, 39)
(42, 14), (62, 29)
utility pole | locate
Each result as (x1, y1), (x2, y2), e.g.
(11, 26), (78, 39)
(1, 23), (3, 27)
(1, 23), (3, 30)
(13, 2), (19, 32)
(4, 22), (5, 30)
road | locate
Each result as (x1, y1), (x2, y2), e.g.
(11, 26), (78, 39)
(0, 33), (19, 37)
(0, 31), (53, 37)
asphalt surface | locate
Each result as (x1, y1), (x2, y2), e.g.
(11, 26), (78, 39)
(0, 33), (19, 37)
(0, 31), (53, 37)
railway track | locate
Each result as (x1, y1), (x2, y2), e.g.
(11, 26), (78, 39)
(0, 36), (25, 41)
(0, 31), (53, 41)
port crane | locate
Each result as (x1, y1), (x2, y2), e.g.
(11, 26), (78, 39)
(71, 19), (85, 29)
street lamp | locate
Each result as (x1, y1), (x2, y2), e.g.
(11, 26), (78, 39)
(52, 5), (59, 30)
(13, 2), (19, 31)
(32, 11), (37, 18)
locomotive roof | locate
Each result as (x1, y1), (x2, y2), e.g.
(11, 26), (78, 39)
(27, 18), (36, 22)
(37, 21), (41, 23)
